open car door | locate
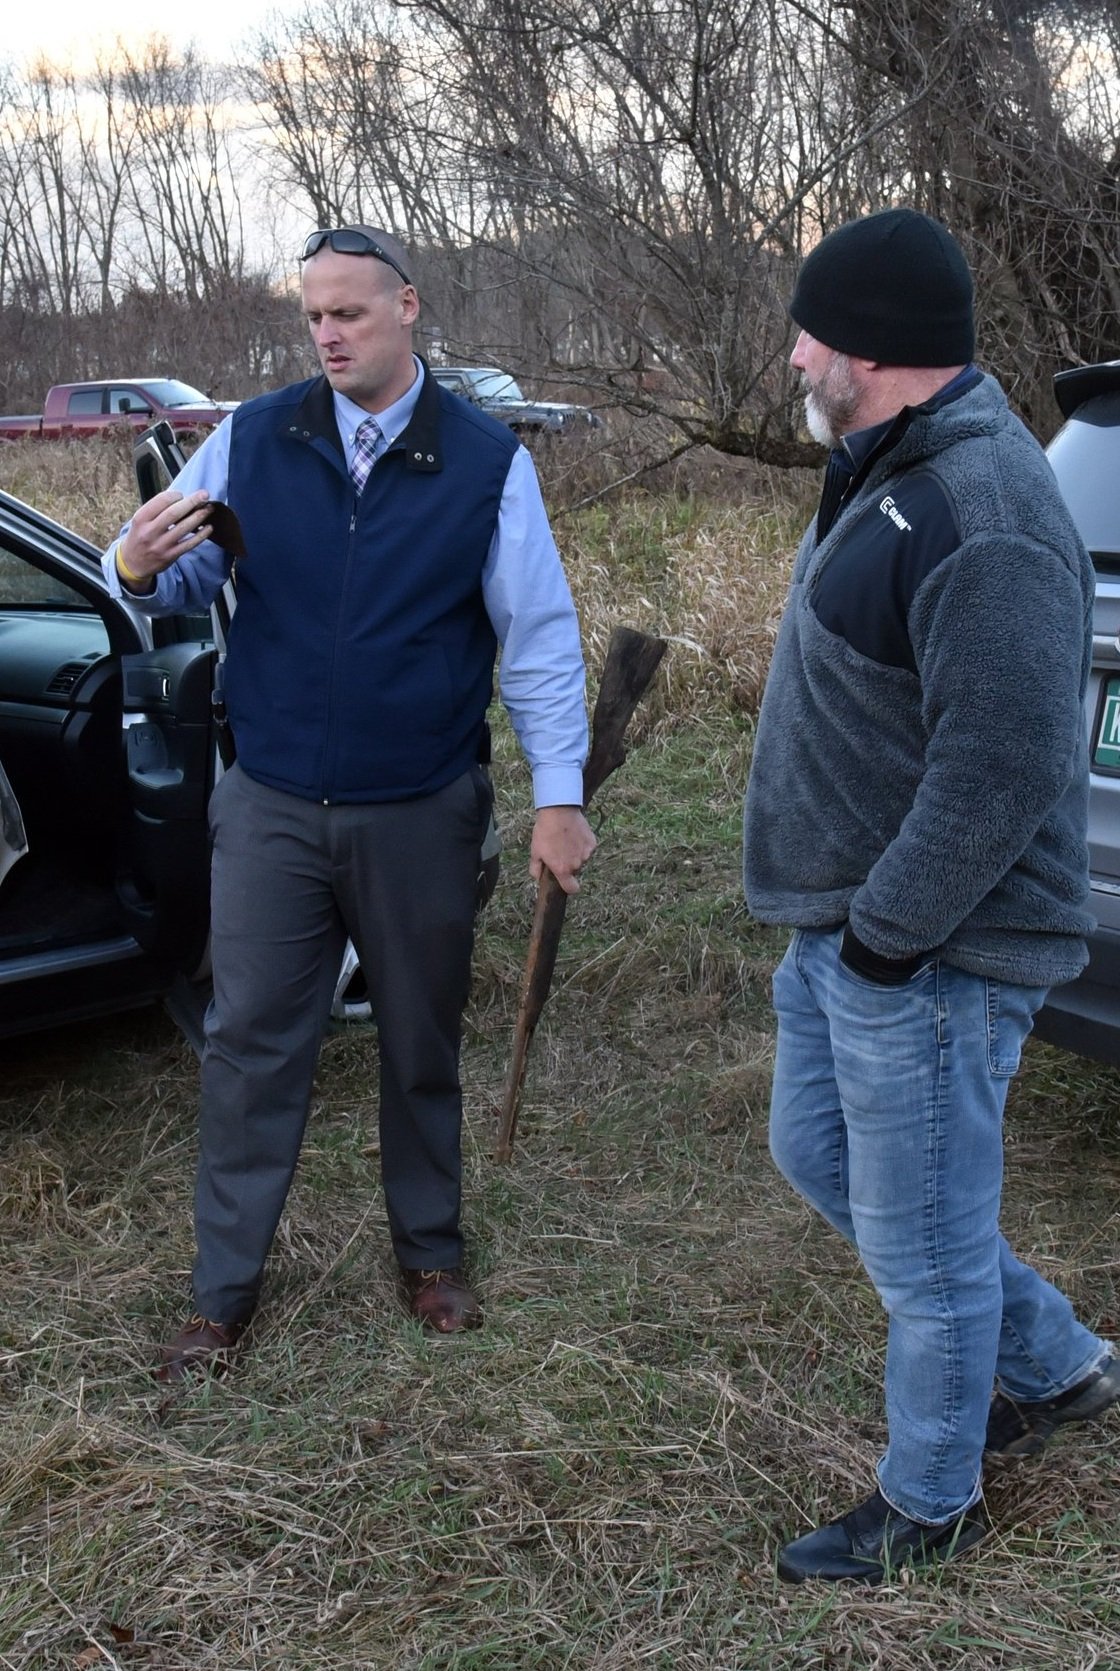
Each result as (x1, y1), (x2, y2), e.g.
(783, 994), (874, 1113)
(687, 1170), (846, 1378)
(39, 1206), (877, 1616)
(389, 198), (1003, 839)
(122, 424), (222, 979)
(0, 491), (215, 1040)
(129, 421), (235, 1047)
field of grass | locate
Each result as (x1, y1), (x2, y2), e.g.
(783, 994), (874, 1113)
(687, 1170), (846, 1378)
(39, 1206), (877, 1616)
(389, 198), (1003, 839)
(1, 441), (1119, 1669)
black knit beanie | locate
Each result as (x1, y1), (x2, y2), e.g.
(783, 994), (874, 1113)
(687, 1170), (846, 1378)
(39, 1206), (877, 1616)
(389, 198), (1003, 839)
(789, 208), (975, 366)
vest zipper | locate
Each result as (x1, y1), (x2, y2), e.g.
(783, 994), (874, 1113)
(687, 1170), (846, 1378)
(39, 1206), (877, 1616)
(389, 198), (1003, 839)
(321, 487), (360, 801)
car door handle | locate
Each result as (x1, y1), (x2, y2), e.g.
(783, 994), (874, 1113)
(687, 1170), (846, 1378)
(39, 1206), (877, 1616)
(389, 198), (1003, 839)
(124, 667), (172, 703)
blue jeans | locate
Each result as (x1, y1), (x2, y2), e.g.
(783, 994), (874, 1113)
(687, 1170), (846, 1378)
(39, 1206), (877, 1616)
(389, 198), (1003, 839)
(770, 928), (1109, 1524)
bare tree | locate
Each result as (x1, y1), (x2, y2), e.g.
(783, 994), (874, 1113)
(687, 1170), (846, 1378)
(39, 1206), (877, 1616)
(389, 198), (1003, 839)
(247, 0), (894, 461)
(0, 63), (88, 317)
(247, 0), (465, 245)
(383, 0), (934, 461)
(0, 43), (292, 405)
(0, 41), (252, 319)
(395, 0), (1120, 448)
(116, 40), (248, 302)
(69, 56), (143, 314)
(811, 0), (1120, 429)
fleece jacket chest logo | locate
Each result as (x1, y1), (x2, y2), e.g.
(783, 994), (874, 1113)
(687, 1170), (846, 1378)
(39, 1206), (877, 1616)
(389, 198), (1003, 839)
(812, 469), (960, 672)
(880, 494), (912, 532)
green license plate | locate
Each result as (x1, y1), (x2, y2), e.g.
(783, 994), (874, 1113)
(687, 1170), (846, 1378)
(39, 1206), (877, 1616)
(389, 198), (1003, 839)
(1095, 676), (1120, 769)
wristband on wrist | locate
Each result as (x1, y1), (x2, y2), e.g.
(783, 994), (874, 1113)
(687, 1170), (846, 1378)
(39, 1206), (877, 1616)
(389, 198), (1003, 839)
(115, 544), (147, 585)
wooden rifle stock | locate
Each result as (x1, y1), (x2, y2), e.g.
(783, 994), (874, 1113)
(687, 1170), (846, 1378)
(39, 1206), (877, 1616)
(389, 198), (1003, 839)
(494, 625), (667, 1162)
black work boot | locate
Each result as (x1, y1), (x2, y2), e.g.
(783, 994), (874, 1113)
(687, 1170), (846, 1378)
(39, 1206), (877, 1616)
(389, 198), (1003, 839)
(777, 1487), (986, 1585)
(985, 1353), (1120, 1459)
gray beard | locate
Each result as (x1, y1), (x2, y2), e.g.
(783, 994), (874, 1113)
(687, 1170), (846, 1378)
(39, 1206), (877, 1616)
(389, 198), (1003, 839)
(804, 391), (837, 447)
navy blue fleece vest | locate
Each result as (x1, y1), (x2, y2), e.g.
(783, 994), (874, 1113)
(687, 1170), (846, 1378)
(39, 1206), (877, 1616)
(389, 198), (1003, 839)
(222, 373), (517, 802)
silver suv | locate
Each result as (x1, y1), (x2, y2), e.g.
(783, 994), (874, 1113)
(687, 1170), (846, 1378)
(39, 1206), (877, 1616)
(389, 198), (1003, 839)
(1034, 361), (1120, 1064)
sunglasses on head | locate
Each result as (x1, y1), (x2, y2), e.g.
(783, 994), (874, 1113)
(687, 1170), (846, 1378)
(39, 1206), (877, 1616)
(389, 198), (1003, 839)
(300, 229), (413, 287)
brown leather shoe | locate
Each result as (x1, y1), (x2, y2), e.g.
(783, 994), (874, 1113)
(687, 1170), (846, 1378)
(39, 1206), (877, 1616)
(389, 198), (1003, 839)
(400, 1267), (483, 1333)
(155, 1314), (246, 1383)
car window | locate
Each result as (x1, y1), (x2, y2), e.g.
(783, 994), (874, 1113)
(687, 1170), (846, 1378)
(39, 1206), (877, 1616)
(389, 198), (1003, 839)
(66, 389), (103, 415)
(1047, 399), (1120, 561)
(110, 389), (152, 415)
(140, 380), (211, 407)
(0, 549), (101, 617)
(471, 372), (524, 401)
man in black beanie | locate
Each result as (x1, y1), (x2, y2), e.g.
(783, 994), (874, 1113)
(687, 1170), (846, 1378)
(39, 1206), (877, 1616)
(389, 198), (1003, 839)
(744, 207), (1119, 1584)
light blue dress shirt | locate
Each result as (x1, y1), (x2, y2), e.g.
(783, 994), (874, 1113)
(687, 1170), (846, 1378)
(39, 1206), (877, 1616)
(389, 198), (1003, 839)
(104, 359), (588, 807)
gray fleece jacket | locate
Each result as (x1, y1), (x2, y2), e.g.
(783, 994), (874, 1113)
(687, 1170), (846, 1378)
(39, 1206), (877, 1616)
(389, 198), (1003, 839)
(743, 371), (1094, 987)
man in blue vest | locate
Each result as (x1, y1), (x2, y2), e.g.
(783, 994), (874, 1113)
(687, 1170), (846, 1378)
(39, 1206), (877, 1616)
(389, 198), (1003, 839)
(104, 226), (596, 1379)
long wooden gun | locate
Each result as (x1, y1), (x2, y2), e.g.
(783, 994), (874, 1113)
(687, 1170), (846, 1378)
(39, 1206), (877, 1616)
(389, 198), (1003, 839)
(494, 624), (667, 1162)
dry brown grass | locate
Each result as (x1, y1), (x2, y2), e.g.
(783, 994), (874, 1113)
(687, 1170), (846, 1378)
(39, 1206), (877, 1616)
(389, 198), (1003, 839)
(0, 433), (141, 546)
(1, 443), (1119, 1670)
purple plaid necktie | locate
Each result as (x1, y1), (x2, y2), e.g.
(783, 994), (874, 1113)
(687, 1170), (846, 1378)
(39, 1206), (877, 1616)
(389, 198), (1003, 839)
(350, 417), (382, 493)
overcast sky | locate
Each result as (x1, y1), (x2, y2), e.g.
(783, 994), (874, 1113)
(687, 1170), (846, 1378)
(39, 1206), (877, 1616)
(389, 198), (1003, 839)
(4, 0), (286, 69)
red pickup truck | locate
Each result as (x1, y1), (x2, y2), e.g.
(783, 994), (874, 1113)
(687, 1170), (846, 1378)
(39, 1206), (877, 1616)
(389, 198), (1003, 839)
(0, 379), (237, 442)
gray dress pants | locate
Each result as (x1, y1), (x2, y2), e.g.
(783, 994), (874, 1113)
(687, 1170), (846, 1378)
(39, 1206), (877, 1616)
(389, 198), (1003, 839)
(192, 761), (491, 1322)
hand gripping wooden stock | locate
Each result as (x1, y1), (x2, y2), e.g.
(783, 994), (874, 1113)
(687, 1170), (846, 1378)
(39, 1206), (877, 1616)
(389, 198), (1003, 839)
(494, 625), (668, 1163)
